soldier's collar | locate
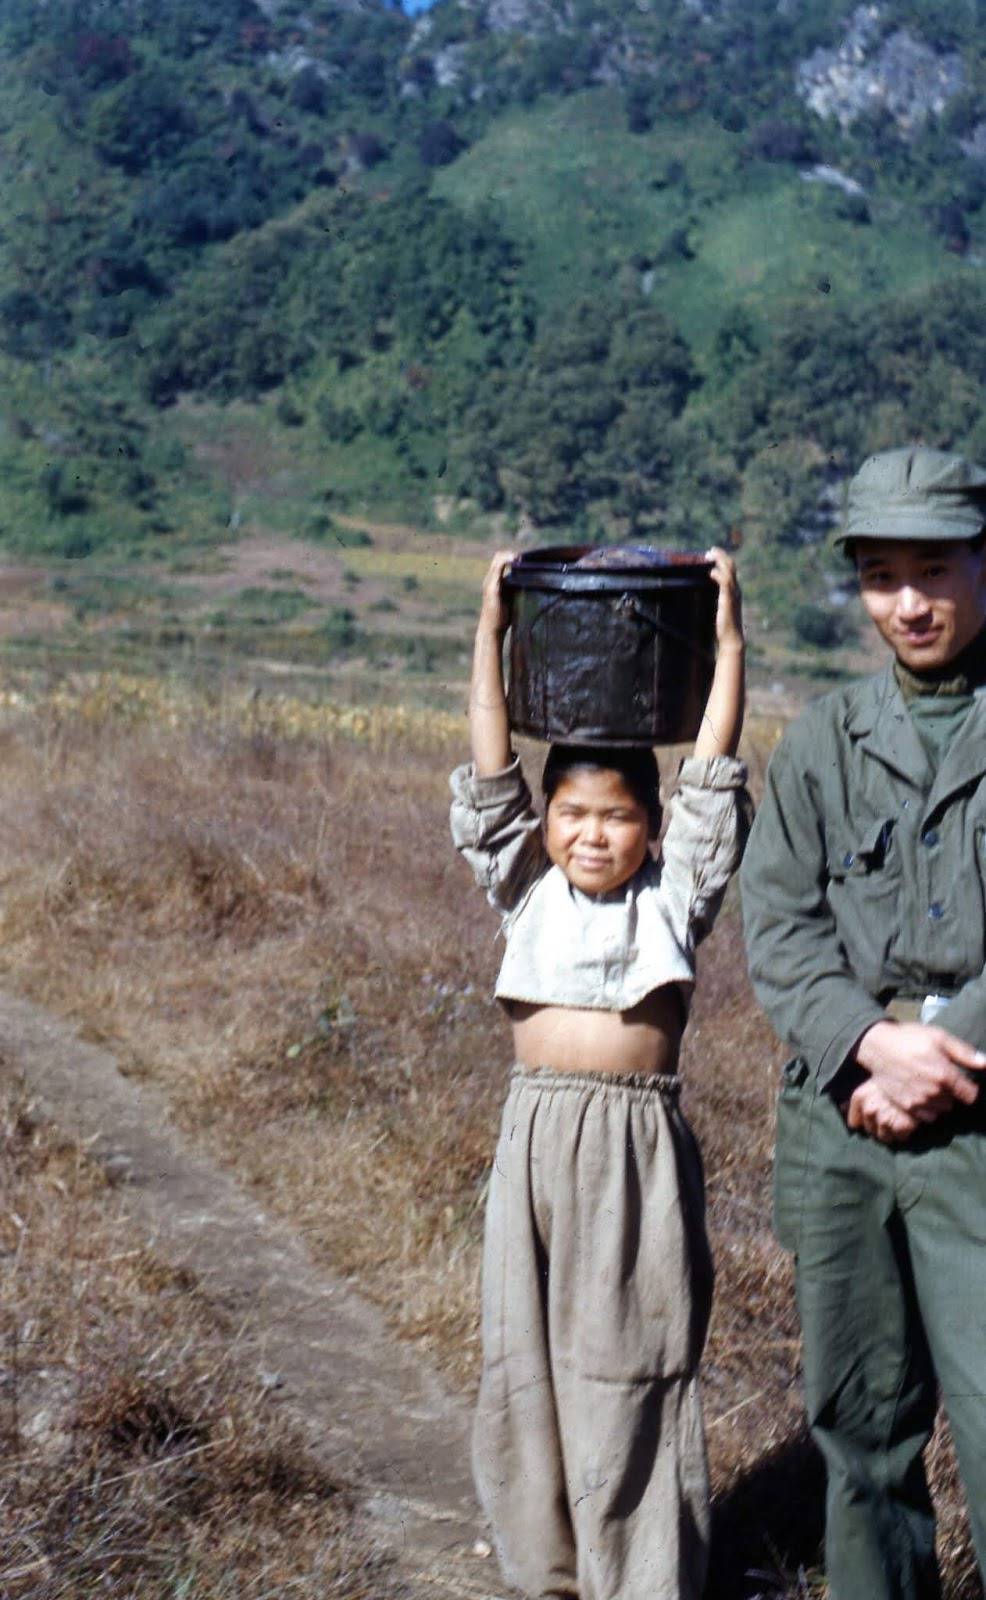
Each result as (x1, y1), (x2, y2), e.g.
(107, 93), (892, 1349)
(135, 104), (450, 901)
(893, 624), (986, 701)
(841, 670), (893, 737)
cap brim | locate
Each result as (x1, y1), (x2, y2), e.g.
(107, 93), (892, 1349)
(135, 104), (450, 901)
(835, 499), (986, 546)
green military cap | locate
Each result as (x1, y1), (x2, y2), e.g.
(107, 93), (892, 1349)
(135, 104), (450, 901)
(835, 445), (986, 547)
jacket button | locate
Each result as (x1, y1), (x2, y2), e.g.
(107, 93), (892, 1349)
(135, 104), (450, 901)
(921, 829), (939, 847)
(928, 902), (945, 921)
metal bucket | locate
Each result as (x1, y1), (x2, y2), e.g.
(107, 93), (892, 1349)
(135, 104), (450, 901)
(503, 545), (716, 747)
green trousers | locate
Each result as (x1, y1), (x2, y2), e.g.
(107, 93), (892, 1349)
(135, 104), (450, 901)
(774, 1060), (986, 1600)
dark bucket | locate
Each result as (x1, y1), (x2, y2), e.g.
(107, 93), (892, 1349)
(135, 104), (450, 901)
(503, 545), (717, 747)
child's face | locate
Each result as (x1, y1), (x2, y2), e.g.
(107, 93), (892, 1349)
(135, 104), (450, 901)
(545, 766), (651, 896)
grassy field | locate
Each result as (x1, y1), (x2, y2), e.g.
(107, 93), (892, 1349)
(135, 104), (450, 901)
(0, 672), (979, 1598)
(0, 491), (488, 712)
(0, 380), (872, 714)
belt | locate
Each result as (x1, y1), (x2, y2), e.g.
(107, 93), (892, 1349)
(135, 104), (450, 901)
(884, 993), (954, 1024)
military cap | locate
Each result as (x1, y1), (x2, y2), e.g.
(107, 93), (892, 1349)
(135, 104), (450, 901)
(835, 445), (986, 547)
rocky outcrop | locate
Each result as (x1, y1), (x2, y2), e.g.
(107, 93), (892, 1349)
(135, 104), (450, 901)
(485, 0), (560, 35)
(405, 0), (664, 93)
(434, 43), (470, 89)
(266, 43), (332, 81)
(800, 163), (867, 197)
(796, 5), (966, 136)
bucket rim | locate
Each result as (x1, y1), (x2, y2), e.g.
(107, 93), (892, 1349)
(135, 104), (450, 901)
(510, 543), (713, 571)
(504, 544), (714, 594)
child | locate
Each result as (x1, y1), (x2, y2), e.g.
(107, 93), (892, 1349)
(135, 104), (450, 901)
(450, 548), (749, 1600)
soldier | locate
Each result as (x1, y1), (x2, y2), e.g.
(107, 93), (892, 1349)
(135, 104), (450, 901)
(741, 445), (986, 1600)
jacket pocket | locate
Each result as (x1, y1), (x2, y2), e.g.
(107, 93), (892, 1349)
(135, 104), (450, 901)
(826, 815), (896, 882)
(825, 816), (900, 989)
(773, 1057), (816, 1254)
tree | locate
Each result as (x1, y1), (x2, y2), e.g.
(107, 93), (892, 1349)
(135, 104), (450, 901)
(740, 440), (826, 551)
(291, 65), (327, 115)
(89, 68), (196, 172)
(625, 79), (654, 134)
(419, 120), (466, 167)
(747, 119), (818, 164)
(934, 200), (970, 254)
(607, 307), (697, 416)
(793, 603), (842, 649)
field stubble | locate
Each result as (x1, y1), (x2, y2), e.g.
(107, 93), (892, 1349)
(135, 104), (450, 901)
(0, 1083), (403, 1599)
(0, 677), (978, 1598)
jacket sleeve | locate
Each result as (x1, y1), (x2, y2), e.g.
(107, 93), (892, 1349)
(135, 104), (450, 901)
(449, 756), (547, 918)
(659, 755), (753, 950)
(740, 735), (886, 1089)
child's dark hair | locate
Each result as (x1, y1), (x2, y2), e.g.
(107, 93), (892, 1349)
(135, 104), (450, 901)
(541, 744), (663, 838)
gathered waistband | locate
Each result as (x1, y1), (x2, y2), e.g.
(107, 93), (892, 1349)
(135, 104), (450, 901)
(511, 1064), (681, 1098)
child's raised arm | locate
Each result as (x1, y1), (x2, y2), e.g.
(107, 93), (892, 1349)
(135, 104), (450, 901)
(693, 547), (745, 760)
(469, 550), (517, 776)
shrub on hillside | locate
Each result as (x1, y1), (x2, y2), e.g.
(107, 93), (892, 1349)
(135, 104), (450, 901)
(792, 602), (842, 649)
(136, 162), (267, 245)
(41, 463), (89, 517)
(343, 130), (387, 172)
(933, 199), (971, 253)
(625, 79), (654, 134)
(291, 64), (328, 114)
(322, 606), (360, 653)
(0, 291), (72, 360)
(89, 68), (197, 172)
(90, 232), (161, 297)
(836, 193), (872, 225)
(747, 118), (818, 165)
(316, 399), (362, 444)
(418, 119), (466, 167)
(303, 512), (342, 544)
(74, 30), (134, 87)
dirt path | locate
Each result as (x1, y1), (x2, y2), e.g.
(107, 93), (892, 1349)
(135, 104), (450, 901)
(0, 990), (505, 1600)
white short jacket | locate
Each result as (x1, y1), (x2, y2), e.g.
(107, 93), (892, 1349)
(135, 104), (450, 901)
(450, 754), (751, 1013)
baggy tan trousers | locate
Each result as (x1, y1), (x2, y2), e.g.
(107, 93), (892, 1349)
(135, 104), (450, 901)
(473, 1067), (714, 1600)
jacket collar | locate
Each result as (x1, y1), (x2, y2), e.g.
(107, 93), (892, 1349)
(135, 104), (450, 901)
(843, 667), (930, 789)
(844, 664), (986, 812)
(928, 687), (986, 817)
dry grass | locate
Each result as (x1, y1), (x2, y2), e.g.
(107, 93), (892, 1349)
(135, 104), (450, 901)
(0, 677), (978, 1598)
(338, 548), (488, 590)
(0, 1087), (403, 1599)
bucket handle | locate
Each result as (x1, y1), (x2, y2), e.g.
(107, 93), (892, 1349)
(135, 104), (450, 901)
(615, 593), (715, 663)
(514, 589), (715, 662)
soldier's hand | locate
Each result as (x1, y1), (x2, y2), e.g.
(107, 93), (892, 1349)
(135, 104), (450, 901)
(845, 1079), (921, 1144)
(854, 1020), (986, 1122)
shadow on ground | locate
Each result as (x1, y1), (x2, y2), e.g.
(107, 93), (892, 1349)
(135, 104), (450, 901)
(709, 1430), (826, 1598)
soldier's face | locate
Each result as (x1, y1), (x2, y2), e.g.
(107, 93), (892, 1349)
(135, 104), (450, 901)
(856, 539), (986, 670)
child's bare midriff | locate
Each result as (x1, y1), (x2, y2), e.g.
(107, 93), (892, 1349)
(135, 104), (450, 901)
(506, 985), (683, 1075)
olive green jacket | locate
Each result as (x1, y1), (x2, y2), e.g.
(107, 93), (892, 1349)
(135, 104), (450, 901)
(741, 665), (986, 1087)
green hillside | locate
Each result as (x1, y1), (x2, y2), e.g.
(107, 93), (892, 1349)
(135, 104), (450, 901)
(434, 93), (951, 353)
(2, 0), (986, 651)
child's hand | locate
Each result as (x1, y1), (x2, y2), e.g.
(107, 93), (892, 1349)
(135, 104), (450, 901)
(705, 547), (744, 653)
(479, 550), (517, 638)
